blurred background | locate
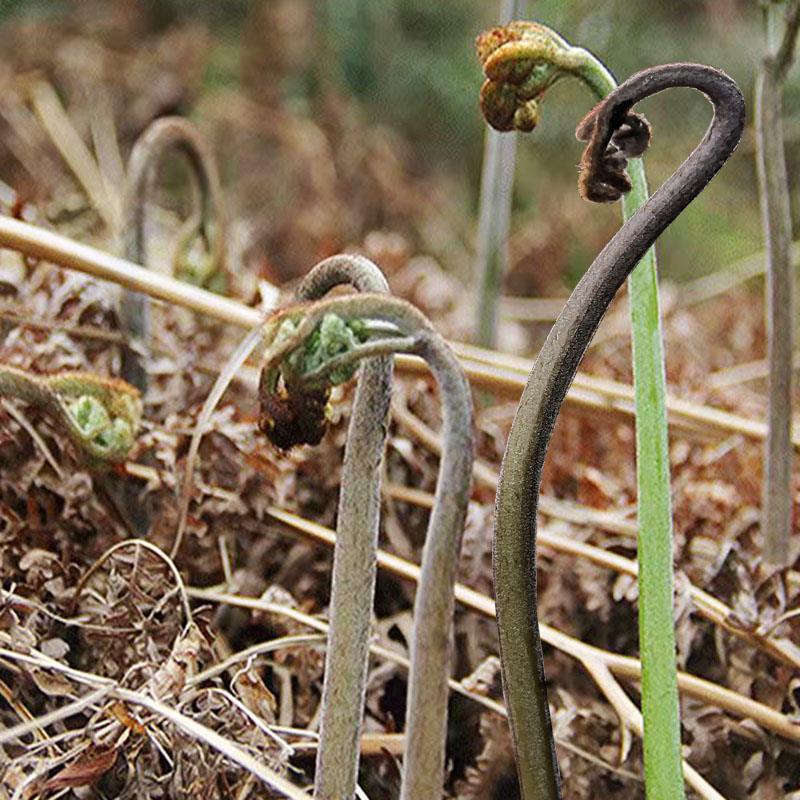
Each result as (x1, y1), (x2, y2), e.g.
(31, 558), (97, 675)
(0, 0), (773, 306)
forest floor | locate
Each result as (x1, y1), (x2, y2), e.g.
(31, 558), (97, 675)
(0, 10), (798, 800)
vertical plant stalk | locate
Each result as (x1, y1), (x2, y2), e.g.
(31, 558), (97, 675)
(473, 0), (528, 348)
(756, 0), (800, 565)
(483, 57), (744, 800)
(293, 254), (393, 800)
(120, 116), (227, 394)
(477, 23), (684, 797)
(258, 294), (474, 800)
(0, 364), (141, 465)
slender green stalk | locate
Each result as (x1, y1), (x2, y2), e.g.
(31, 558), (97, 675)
(259, 294), (474, 800)
(293, 255), (393, 800)
(474, 0), (528, 348)
(120, 116), (227, 394)
(756, 0), (800, 565)
(479, 26), (744, 800)
(0, 364), (141, 466)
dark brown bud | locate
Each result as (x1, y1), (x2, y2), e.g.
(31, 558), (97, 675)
(576, 104), (651, 204)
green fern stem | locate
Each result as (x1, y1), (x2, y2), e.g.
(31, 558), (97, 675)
(580, 58), (684, 800)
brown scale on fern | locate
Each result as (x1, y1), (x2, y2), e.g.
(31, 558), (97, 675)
(257, 377), (329, 451)
(576, 104), (652, 203)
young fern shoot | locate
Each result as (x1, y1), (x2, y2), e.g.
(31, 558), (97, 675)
(489, 65), (744, 800)
(477, 21), (691, 797)
(0, 365), (141, 466)
(293, 254), (393, 800)
(120, 116), (227, 393)
(756, 0), (800, 565)
(258, 293), (474, 800)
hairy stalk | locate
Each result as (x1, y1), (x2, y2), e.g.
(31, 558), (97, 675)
(0, 364), (141, 465)
(120, 116), (226, 393)
(487, 62), (744, 800)
(473, 0), (528, 348)
(292, 254), (393, 800)
(756, 0), (800, 565)
(259, 294), (473, 800)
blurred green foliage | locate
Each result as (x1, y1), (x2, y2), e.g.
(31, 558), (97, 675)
(317, 0), (773, 284)
(4, 0), (795, 286)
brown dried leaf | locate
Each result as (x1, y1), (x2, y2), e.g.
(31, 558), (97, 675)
(43, 745), (118, 790)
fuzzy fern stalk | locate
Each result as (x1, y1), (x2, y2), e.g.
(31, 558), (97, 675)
(0, 364), (142, 466)
(473, 0), (528, 348)
(292, 255), (393, 800)
(478, 29), (745, 800)
(120, 116), (227, 394)
(258, 293), (474, 800)
(756, 0), (800, 565)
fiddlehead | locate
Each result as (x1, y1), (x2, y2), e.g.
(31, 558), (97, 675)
(259, 293), (474, 800)
(492, 64), (744, 799)
(120, 116), (227, 394)
(0, 365), (141, 466)
(477, 21), (618, 132)
(292, 254), (393, 800)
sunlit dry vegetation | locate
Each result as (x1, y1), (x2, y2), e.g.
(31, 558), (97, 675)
(0, 3), (798, 799)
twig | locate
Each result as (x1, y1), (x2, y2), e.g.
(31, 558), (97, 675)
(756, 0), (800, 564)
(382, 480), (800, 670)
(1, 216), (796, 448)
(28, 81), (118, 228)
(582, 661), (726, 800)
(186, 634), (326, 688)
(0, 687), (114, 747)
(256, 509), (800, 744)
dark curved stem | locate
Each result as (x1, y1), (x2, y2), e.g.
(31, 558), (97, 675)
(119, 116), (225, 394)
(494, 64), (744, 800)
(294, 254), (394, 800)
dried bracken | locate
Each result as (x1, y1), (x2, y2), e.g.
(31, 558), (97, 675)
(1, 10), (799, 800)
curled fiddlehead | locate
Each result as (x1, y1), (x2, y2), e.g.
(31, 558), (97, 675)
(259, 293), (474, 800)
(0, 365), (141, 466)
(291, 254), (393, 800)
(477, 22), (617, 131)
(120, 116), (227, 393)
(492, 65), (744, 800)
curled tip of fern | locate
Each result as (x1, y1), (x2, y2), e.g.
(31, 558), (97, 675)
(174, 224), (228, 293)
(47, 373), (142, 463)
(258, 380), (330, 451)
(576, 104), (652, 203)
(257, 311), (369, 451)
(476, 21), (575, 133)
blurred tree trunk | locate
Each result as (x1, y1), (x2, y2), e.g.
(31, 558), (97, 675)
(756, 0), (800, 565)
(473, 0), (529, 349)
(241, 0), (317, 109)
